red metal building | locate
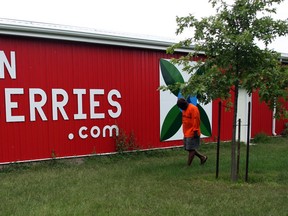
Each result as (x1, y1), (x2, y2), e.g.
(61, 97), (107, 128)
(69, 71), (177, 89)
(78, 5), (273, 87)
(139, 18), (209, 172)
(0, 19), (287, 164)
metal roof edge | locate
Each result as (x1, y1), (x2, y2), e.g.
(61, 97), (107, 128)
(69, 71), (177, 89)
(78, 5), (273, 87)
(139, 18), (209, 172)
(0, 18), (192, 53)
(280, 53), (288, 63)
(0, 19), (286, 58)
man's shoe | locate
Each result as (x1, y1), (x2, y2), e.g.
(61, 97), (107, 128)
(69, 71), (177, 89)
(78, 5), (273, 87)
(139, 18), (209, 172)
(201, 156), (208, 165)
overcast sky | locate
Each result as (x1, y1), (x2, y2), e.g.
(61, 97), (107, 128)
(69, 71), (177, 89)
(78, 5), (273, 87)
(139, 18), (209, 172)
(1, 0), (287, 53)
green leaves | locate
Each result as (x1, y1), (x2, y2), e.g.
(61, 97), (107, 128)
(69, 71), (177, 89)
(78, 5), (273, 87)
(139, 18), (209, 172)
(166, 0), (288, 119)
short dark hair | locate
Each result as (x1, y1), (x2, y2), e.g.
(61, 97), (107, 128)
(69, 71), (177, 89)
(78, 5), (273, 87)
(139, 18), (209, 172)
(177, 98), (188, 110)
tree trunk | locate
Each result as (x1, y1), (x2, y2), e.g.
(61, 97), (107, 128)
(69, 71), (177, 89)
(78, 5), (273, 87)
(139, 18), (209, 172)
(231, 82), (239, 181)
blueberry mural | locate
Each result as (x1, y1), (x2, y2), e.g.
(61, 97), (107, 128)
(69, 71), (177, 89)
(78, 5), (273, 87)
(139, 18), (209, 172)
(160, 58), (212, 141)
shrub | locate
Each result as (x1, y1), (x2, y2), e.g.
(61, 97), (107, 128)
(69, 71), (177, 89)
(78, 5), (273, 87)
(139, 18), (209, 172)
(281, 123), (288, 137)
(114, 128), (139, 153)
(253, 132), (269, 143)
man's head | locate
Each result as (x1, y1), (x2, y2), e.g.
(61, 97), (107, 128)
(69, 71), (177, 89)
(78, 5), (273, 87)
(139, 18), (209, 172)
(177, 98), (189, 110)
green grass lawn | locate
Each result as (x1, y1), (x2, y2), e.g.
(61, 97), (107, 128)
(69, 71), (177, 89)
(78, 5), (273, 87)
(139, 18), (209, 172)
(0, 136), (287, 216)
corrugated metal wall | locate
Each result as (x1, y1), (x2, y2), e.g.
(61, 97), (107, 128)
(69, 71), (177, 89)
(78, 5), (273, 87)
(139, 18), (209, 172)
(0, 35), (184, 163)
(0, 35), (287, 164)
(251, 92), (273, 137)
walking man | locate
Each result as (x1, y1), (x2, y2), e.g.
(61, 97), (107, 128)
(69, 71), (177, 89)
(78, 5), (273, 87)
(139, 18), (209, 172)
(177, 98), (208, 166)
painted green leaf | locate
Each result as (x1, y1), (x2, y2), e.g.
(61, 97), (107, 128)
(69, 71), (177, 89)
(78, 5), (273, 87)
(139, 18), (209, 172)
(160, 104), (182, 141)
(197, 104), (212, 137)
(160, 59), (184, 96)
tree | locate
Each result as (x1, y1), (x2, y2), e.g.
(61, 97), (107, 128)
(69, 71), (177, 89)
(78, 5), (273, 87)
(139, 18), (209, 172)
(161, 0), (288, 181)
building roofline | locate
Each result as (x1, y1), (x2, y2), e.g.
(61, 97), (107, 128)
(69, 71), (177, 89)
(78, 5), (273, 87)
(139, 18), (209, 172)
(0, 18), (287, 60)
(280, 53), (288, 63)
(0, 18), (193, 52)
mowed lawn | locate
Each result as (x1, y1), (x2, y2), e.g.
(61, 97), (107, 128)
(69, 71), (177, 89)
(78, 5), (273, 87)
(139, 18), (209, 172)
(0, 136), (287, 216)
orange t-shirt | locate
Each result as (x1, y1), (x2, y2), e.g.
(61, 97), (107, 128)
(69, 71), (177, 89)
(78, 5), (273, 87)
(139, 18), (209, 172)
(182, 104), (201, 138)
